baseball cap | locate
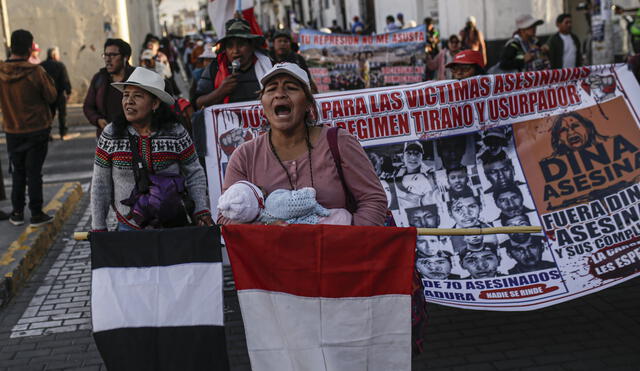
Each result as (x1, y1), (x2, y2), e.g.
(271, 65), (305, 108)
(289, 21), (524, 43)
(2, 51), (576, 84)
(403, 141), (424, 153)
(259, 62), (310, 90)
(140, 49), (154, 61)
(271, 28), (292, 41)
(516, 14), (543, 30)
(446, 50), (485, 68)
(31, 42), (41, 52)
(199, 43), (216, 59)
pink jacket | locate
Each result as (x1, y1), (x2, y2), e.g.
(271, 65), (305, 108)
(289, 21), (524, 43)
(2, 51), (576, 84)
(218, 127), (388, 226)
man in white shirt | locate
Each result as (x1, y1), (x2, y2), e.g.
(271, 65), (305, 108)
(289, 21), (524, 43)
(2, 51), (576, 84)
(545, 13), (582, 69)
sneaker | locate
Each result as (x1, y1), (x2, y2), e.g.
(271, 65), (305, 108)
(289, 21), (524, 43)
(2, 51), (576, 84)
(30, 212), (53, 227)
(9, 211), (24, 226)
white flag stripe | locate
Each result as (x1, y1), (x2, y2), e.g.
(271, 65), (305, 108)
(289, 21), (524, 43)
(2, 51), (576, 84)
(238, 290), (411, 371)
(92, 263), (223, 332)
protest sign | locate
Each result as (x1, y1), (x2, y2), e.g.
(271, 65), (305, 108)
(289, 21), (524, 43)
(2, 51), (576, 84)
(298, 26), (426, 92)
(204, 64), (640, 310)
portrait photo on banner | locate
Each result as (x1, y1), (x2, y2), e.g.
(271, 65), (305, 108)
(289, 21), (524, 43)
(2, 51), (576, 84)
(363, 128), (551, 283)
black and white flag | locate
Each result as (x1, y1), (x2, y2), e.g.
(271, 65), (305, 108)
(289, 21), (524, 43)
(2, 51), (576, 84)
(90, 226), (229, 370)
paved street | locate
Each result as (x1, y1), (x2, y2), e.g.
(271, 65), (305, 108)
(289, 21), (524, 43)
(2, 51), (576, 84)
(0, 187), (638, 370)
(0, 124), (638, 370)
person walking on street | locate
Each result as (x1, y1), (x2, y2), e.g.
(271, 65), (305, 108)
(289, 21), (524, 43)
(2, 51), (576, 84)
(145, 36), (172, 80)
(426, 34), (462, 80)
(269, 29), (318, 93)
(194, 18), (272, 108)
(397, 13), (405, 29)
(499, 14), (549, 72)
(424, 18), (440, 55)
(384, 15), (400, 33)
(446, 50), (486, 80)
(28, 42), (41, 64)
(41, 47), (72, 139)
(351, 16), (365, 34)
(545, 13), (582, 69)
(83, 38), (135, 137)
(0, 29), (57, 226)
(188, 43), (216, 103)
(460, 16), (487, 66)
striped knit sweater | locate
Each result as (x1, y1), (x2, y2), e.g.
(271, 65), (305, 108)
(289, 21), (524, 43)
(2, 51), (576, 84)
(90, 123), (209, 231)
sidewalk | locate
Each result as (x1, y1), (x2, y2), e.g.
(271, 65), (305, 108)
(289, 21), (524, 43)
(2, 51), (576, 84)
(0, 182), (83, 307)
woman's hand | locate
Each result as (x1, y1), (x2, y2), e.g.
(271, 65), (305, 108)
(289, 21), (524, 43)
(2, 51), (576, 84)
(196, 214), (214, 226)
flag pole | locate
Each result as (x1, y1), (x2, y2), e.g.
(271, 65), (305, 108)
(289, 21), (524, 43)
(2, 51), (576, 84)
(74, 232), (89, 240)
(416, 225), (542, 236)
(73, 226), (543, 241)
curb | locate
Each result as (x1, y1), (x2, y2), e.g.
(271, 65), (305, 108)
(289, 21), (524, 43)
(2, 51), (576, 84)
(0, 182), (84, 306)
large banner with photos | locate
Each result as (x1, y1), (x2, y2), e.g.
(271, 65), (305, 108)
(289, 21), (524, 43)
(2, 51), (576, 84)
(298, 26), (427, 92)
(205, 64), (640, 310)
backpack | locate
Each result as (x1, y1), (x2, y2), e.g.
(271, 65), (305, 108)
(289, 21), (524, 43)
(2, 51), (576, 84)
(120, 133), (195, 228)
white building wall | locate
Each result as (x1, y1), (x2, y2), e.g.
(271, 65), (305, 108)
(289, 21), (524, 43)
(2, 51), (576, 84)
(344, 1), (362, 31)
(5, 0), (160, 102)
(374, 0), (417, 33)
(372, 0), (439, 33)
(439, 0), (563, 40)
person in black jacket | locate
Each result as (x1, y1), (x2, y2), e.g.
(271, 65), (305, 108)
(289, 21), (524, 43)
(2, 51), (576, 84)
(545, 13), (582, 69)
(40, 47), (71, 139)
(499, 14), (549, 72)
(83, 38), (135, 137)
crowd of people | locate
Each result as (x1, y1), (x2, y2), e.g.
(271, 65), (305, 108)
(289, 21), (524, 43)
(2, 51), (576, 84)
(1, 7), (639, 361)
(0, 6), (639, 231)
(0, 7), (638, 233)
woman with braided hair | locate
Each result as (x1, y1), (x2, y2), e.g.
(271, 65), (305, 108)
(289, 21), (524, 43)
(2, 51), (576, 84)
(217, 63), (387, 226)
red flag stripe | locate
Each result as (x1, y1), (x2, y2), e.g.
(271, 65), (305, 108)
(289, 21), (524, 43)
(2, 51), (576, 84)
(241, 8), (263, 36)
(223, 225), (416, 298)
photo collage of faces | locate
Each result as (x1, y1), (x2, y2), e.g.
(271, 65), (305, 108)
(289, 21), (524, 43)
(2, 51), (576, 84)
(364, 126), (557, 281)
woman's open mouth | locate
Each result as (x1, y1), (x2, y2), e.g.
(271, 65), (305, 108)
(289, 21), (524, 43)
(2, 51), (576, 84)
(274, 103), (292, 117)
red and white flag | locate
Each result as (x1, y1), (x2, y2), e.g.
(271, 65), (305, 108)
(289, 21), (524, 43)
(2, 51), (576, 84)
(208, 0), (263, 39)
(222, 225), (416, 371)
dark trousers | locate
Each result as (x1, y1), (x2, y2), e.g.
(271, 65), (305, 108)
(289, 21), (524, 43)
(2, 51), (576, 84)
(6, 128), (50, 214)
(50, 94), (67, 137)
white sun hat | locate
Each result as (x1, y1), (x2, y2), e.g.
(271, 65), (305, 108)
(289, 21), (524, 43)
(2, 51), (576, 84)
(259, 62), (310, 90)
(515, 14), (543, 30)
(199, 43), (216, 59)
(111, 67), (175, 105)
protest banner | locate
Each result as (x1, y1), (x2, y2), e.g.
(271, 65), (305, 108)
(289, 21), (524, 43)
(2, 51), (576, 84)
(204, 64), (640, 310)
(298, 26), (427, 92)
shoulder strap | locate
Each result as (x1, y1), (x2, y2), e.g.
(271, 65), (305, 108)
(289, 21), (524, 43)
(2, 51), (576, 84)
(128, 133), (151, 193)
(327, 127), (357, 213)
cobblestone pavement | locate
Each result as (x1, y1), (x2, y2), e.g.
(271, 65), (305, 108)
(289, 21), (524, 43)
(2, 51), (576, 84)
(0, 194), (251, 370)
(0, 191), (639, 370)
